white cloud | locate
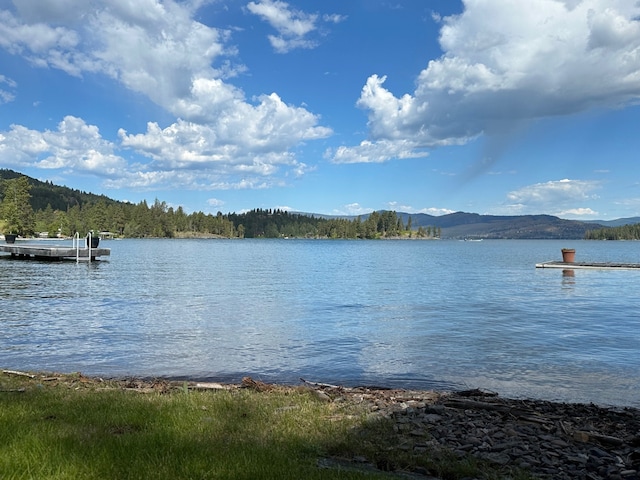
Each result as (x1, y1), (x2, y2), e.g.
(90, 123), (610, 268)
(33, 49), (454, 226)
(0, 75), (15, 86)
(0, 74), (16, 104)
(323, 14), (347, 24)
(615, 197), (640, 207)
(387, 202), (455, 216)
(11, 0), (93, 24)
(0, 10), (85, 75)
(87, 3), (236, 109)
(504, 178), (601, 215)
(0, 0), (332, 191)
(333, 202), (453, 216)
(558, 207), (599, 217)
(420, 207), (456, 216)
(246, 0), (342, 53)
(0, 112), (307, 192)
(329, 138), (429, 164)
(0, 116), (127, 175)
(102, 170), (273, 192)
(0, 90), (13, 104)
(118, 90), (330, 174)
(333, 203), (373, 216)
(507, 178), (599, 203)
(332, 0), (640, 161)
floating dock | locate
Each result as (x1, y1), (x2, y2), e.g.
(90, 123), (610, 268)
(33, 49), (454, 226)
(536, 261), (640, 270)
(0, 243), (110, 261)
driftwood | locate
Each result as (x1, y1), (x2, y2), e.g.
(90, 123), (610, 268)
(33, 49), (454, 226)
(241, 377), (274, 392)
(443, 398), (552, 425)
(456, 388), (498, 397)
(299, 378), (342, 389)
(2, 369), (35, 378)
(192, 382), (233, 391)
(444, 398), (512, 413)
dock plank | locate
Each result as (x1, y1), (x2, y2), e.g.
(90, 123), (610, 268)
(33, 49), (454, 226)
(0, 243), (110, 260)
(536, 261), (640, 270)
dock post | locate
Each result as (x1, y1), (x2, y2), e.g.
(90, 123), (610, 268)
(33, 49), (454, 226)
(74, 232), (80, 263)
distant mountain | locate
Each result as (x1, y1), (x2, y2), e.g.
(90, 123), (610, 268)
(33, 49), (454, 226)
(399, 212), (603, 239)
(587, 217), (640, 227)
(305, 211), (607, 239)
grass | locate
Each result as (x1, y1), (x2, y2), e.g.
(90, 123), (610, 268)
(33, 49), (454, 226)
(0, 371), (533, 479)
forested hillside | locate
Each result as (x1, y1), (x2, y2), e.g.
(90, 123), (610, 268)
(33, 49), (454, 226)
(1, 169), (614, 239)
(0, 168), (120, 212)
(584, 223), (640, 240)
(0, 170), (428, 239)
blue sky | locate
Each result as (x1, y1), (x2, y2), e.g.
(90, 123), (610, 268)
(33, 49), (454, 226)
(1, 0), (640, 220)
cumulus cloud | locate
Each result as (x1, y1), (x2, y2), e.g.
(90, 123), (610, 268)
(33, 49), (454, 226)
(0, 0), (332, 191)
(118, 91), (330, 171)
(0, 116), (126, 175)
(330, 138), (429, 164)
(101, 169), (273, 191)
(504, 178), (601, 215)
(387, 202), (455, 216)
(333, 202), (454, 217)
(331, 0), (640, 163)
(274, 205), (293, 211)
(207, 198), (225, 208)
(335, 203), (373, 216)
(558, 207), (599, 216)
(246, 0), (344, 53)
(11, 0), (93, 24)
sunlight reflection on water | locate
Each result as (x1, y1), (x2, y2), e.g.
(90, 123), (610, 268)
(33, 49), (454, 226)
(1, 238), (638, 406)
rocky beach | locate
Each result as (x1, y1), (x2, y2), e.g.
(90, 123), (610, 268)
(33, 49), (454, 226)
(302, 379), (640, 479)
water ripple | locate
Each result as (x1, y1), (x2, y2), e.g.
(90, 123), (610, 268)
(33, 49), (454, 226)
(1, 239), (638, 406)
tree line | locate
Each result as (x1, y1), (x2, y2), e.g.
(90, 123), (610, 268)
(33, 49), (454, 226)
(584, 223), (640, 240)
(1, 174), (441, 240)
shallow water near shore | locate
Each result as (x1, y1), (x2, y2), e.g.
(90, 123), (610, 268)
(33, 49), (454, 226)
(1, 238), (638, 406)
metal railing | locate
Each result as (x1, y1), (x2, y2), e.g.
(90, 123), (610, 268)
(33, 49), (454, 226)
(72, 232), (94, 263)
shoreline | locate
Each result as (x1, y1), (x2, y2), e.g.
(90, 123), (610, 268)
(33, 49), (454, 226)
(3, 368), (635, 409)
(4, 370), (640, 479)
(245, 377), (640, 479)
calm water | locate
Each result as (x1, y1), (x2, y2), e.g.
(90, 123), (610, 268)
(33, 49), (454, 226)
(1, 238), (639, 407)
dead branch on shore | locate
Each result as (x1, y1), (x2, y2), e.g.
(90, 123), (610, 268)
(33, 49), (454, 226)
(2, 369), (36, 378)
(299, 378), (342, 389)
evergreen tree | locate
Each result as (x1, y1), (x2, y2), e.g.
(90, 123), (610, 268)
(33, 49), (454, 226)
(0, 176), (35, 236)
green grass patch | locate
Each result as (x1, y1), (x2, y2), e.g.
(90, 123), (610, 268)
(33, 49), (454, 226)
(0, 372), (533, 479)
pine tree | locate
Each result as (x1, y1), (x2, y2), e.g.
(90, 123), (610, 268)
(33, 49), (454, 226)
(0, 176), (35, 236)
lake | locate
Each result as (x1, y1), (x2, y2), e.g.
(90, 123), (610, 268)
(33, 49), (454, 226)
(1, 238), (638, 407)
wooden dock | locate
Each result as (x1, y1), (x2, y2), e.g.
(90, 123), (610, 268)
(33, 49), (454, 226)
(0, 243), (110, 261)
(536, 261), (640, 270)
